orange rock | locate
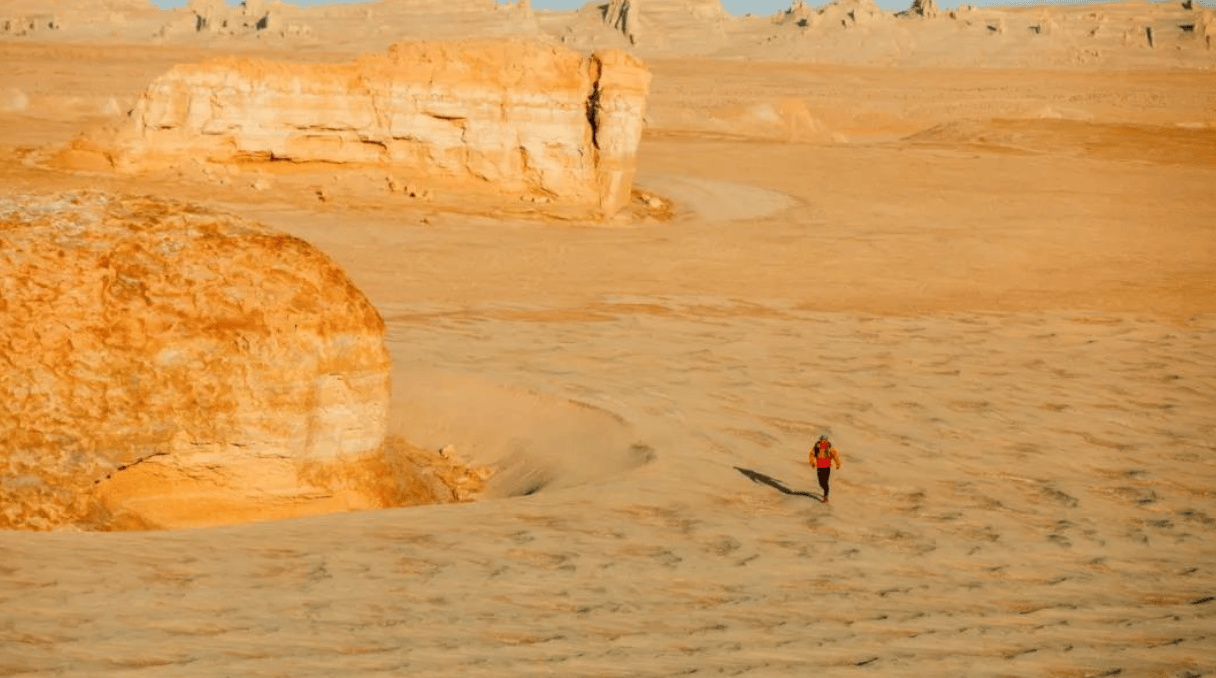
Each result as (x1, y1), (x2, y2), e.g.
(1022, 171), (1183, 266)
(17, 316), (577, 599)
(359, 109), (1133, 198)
(0, 192), (392, 530)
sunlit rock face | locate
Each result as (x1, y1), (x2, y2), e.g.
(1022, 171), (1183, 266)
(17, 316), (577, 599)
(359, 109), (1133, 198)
(112, 40), (651, 218)
(0, 192), (393, 530)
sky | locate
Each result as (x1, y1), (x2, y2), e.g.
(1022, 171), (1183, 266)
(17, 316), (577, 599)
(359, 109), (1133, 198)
(145, 0), (979, 15)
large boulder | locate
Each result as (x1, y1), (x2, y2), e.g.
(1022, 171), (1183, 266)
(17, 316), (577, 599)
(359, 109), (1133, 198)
(108, 40), (652, 219)
(0, 192), (394, 530)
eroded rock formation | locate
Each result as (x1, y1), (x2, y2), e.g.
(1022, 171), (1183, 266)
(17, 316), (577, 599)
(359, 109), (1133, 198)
(0, 14), (60, 36)
(109, 40), (651, 218)
(604, 0), (638, 44)
(0, 192), (401, 530)
(910, 0), (939, 19)
(188, 0), (273, 35)
(778, 0), (891, 28)
(1198, 9), (1215, 50)
(818, 0), (892, 27)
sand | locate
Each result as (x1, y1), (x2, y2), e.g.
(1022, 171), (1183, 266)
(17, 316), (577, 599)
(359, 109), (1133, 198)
(2, 4), (1216, 677)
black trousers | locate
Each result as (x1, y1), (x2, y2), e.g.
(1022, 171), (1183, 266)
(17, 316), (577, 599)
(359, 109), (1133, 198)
(817, 467), (831, 499)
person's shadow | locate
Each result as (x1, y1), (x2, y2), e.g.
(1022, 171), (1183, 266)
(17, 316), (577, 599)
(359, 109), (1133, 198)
(734, 466), (822, 501)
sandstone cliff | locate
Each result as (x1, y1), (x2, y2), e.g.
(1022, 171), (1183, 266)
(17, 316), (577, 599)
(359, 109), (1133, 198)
(0, 192), (401, 530)
(110, 40), (651, 218)
(604, 0), (639, 44)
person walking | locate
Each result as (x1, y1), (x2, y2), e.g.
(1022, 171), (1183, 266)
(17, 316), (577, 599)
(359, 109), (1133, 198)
(809, 435), (842, 503)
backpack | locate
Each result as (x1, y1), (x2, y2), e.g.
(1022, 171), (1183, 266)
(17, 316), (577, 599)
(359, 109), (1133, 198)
(815, 439), (831, 458)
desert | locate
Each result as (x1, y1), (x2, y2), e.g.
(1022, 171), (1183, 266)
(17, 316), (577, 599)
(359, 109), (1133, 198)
(1, 0), (1215, 676)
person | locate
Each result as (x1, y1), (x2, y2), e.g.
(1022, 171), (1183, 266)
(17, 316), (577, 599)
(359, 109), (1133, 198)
(809, 435), (842, 503)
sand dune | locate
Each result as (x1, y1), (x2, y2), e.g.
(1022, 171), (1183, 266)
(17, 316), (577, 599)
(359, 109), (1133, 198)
(2, 1), (1216, 676)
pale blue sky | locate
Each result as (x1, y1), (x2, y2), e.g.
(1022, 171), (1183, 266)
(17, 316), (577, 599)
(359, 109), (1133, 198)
(146, 0), (949, 15)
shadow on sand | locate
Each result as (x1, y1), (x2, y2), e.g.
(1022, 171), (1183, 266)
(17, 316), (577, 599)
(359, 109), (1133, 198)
(734, 466), (821, 501)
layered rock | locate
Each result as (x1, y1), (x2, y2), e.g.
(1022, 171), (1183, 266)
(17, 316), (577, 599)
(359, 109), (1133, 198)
(110, 40), (651, 218)
(0, 192), (396, 530)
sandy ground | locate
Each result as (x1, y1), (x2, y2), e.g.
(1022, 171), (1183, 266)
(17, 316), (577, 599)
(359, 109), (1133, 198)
(2, 36), (1216, 678)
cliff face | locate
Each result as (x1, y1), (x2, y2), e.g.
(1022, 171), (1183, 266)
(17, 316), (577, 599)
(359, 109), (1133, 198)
(0, 192), (394, 530)
(113, 40), (651, 218)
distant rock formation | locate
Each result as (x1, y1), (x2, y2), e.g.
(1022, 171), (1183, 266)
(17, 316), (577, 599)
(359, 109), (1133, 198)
(817, 0), (891, 27)
(0, 192), (395, 530)
(564, 0), (726, 53)
(778, 0), (891, 28)
(109, 40), (651, 218)
(184, 0), (276, 35)
(1198, 8), (1215, 50)
(642, 0), (728, 48)
(604, 0), (638, 44)
(910, 0), (939, 19)
(775, 1), (808, 26)
(0, 14), (59, 36)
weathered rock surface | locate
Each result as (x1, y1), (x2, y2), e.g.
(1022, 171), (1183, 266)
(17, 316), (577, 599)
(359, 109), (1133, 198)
(605, 0), (639, 44)
(909, 0), (940, 19)
(109, 40), (651, 218)
(0, 192), (398, 530)
(778, 0), (891, 29)
(630, 0), (730, 53)
(812, 0), (892, 28)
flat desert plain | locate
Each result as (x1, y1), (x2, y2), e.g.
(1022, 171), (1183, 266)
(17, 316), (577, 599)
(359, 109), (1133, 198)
(2, 3), (1216, 677)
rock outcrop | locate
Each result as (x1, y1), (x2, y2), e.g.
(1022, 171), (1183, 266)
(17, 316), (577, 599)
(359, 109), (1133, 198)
(910, 0), (939, 19)
(0, 14), (60, 36)
(188, 0), (273, 35)
(0, 192), (398, 530)
(109, 40), (651, 219)
(778, 0), (891, 28)
(1198, 9), (1215, 50)
(817, 0), (892, 27)
(604, 0), (638, 44)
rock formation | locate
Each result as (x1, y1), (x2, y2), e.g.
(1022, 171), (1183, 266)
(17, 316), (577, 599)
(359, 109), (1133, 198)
(778, 0), (891, 29)
(817, 0), (892, 27)
(0, 14), (60, 36)
(910, 0), (939, 19)
(108, 40), (650, 219)
(775, 1), (812, 27)
(188, 0), (273, 35)
(0, 192), (398, 531)
(1197, 9), (1215, 50)
(604, 0), (638, 44)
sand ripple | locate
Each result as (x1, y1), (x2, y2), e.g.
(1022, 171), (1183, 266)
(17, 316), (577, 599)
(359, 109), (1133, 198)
(3, 302), (1213, 677)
